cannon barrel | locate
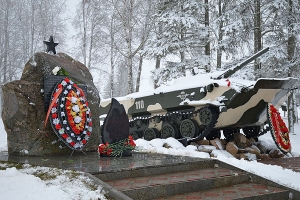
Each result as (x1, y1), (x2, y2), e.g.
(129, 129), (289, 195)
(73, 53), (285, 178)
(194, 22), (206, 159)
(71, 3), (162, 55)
(216, 47), (269, 79)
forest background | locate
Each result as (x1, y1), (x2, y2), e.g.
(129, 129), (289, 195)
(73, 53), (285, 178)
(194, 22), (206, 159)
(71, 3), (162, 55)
(1, 0), (300, 132)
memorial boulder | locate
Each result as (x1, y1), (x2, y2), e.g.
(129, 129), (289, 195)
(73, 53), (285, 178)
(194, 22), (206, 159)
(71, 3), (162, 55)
(1, 52), (101, 156)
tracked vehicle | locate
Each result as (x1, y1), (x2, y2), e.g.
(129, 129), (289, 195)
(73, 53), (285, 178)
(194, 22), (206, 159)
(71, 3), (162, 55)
(100, 48), (297, 143)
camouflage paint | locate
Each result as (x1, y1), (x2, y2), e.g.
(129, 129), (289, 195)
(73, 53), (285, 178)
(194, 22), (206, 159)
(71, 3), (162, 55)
(100, 78), (297, 138)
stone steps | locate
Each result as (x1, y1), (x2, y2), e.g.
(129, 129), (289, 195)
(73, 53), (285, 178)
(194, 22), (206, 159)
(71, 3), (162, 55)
(155, 183), (289, 200)
(92, 159), (291, 200)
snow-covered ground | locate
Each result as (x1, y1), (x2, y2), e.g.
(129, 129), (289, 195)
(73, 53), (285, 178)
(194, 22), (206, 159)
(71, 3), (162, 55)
(0, 163), (107, 200)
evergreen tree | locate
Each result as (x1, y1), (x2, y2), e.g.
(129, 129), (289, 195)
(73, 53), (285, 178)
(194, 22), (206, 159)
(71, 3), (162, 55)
(146, 0), (210, 86)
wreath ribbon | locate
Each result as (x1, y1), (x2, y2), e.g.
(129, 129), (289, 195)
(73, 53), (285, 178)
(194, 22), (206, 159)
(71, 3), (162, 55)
(44, 87), (62, 129)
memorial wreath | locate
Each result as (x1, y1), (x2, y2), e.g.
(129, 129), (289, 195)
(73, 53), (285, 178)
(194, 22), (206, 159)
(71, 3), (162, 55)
(45, 70), (92, 150)
(267, 103), (291, 154)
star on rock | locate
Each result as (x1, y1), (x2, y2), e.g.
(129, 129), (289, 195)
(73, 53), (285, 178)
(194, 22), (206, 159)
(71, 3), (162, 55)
(43, 36), (59, 54)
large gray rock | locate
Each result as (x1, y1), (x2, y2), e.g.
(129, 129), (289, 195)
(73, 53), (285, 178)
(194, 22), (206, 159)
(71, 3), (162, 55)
(1, 52), (101, 156)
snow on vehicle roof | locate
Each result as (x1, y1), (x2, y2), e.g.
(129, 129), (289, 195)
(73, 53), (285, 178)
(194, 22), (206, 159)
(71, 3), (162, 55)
(101, 70), (292, 103)
(102, 71), (252, 102)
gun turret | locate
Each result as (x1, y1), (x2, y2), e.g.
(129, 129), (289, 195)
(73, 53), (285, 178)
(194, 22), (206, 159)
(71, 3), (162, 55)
(216, 47), (269, 79)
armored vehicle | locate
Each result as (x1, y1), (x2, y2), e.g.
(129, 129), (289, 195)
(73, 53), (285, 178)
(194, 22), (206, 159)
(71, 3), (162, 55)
(100, 48), (297, 143)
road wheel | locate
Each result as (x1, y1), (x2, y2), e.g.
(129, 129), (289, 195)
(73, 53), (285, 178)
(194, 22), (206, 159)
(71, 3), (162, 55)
(161, 123), (179, 139)
(144, 128), (159, 141)
(198, 107), (213, 125)
(180, 119), (199, 138)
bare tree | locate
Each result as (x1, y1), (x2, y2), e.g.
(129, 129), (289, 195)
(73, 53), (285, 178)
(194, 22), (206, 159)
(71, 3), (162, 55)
(109, 0), (153, 94)
(214, 0), (230, 69)
(74, 0), (101, 68)
(135, 0), (155, 92)
(0, 0), (67, 84)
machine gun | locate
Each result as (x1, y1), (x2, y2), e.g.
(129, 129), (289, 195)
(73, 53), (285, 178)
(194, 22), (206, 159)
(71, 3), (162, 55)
(215, 47), (269, 79)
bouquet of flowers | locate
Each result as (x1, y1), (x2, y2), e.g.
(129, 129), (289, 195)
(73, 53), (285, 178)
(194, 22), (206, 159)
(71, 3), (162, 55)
(52, 66), (68, 76)
(98, 136), (136, 157)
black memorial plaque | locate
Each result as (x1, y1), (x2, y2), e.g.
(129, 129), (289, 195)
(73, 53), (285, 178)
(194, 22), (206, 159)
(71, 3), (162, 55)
(101, 98), (129, 144)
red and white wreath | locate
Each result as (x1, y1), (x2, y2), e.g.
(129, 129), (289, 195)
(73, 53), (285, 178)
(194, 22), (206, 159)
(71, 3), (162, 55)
(267, 103), (291, 154)
(45, 77), (92, 150)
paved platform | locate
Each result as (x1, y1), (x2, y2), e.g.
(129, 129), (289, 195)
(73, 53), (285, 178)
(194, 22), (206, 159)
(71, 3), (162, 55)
(0, 151), (204, 173)
(1, 151), (300, 174)
(259, 157), (300, 172)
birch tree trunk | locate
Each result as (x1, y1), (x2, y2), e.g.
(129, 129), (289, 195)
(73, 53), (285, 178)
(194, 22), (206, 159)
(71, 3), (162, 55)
(82, 0), (87, 66)
(87, 24), (94, 70)
(30, 0), (35, 56)
(135, 54), (143, 92)
(154, 56), (161, 89)
(154, 22), (163, 89)
(110, 15), (116, 98)
(204, 0), (210, 57)
(3, 0), (10, 83)
(126, 0), (134, 94)
(204, 0), (210, 72)
(287, 0), (296, 134)
(253, 0), (262, 74)
(216, 0), (223, 69)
